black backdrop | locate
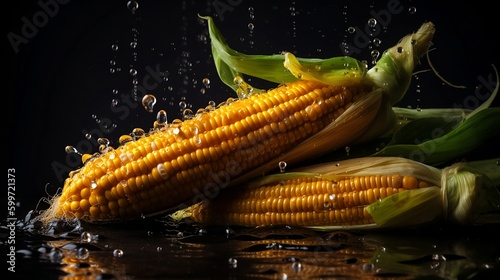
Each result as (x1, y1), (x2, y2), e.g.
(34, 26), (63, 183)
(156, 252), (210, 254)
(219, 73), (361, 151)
(5, 0), (499, 218)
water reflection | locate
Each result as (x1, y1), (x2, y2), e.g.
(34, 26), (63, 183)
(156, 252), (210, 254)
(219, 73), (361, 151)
(5, 217), (499, 279)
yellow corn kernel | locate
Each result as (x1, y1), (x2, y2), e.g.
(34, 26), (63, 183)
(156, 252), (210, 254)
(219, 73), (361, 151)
(50, 80), (370, 222)
(186, 175), (433, 227)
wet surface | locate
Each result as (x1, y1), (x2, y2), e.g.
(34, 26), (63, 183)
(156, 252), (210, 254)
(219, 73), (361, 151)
(5, 1), (500, 279)
(4, 215), (500, 279)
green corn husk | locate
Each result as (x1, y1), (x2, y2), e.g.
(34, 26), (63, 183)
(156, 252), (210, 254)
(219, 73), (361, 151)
(199, 15), (367, 94)
(315, 64), (499, 166)
(370, 65), (499, 165)
(372, 107), (500, 166)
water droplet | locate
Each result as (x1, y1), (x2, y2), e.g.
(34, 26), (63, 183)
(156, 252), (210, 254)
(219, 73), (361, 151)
(202, 77), (210, 87)
(373, 38), (382, 47)
(367, 18), (377, 28)
(131, 128), (146, 140)
(76, 247), (89, 260)
(408, 6), (417, 14)
(177, 109), (191, 121)
(233, 76), (243, 85)
(130, 41), (137, 48)
(397, 46), (403, 53)
(291, 262), (302, 272)
(126, 0), (139, 14)
(157, 246), (163, 252)
(129, 68), (137, 76)
(278, 161), (287, 172)
(171, 119), (182, 135)
(113, 249), (124, 257)
(111, 44), (118, 51)
(48, 248), (64, 262)
(432, 254), (446, 261)
(225, 228), (234, 238)
(179, 101), (187, 110)
(98, 138), (110, 153)
(119, 135), (133, 145)
(361, 263), (375, 272)
(142, 94), (156, 113)
(371, 50), (380, 64)
(228, 257), (238, 268)
(156, 110), (168, 125)
(65, 146), (81, 155)
(248, 23), (255, 30)
(80, 232), (92, 243)
(345, 146), (350, 156)
(347, 26), (356, 34)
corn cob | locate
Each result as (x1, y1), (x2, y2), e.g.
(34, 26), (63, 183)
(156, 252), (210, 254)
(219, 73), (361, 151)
(37, 20), (436, 224)
(174, 171), (434, 227)
(172, 157), (500, 229)
(42, 80), (377, 222)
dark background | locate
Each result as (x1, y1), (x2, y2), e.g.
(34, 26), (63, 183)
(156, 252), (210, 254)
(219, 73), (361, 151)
(5, 0), (499, 219)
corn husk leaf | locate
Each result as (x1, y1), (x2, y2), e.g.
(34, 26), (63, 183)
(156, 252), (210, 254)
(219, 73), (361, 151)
(370, 64), (499, 165)
(441, 159), (500, 224)
(366, 187), (443, 228)
(199, 15), (366, 95)
(372, 107), (500, 166)
(364, 22), (435, 105)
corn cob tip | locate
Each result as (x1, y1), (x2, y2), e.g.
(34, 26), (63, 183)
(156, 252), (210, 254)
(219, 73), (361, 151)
(366, 21), (435, 105)
(34, 194), (63, 226)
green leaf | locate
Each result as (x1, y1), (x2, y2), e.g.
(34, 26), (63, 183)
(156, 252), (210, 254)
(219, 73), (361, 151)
(373, 107), (500, 165)
(367, 187), (443, 228)
(382, 115), (462, 147)
(199, 15), (367, 95)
